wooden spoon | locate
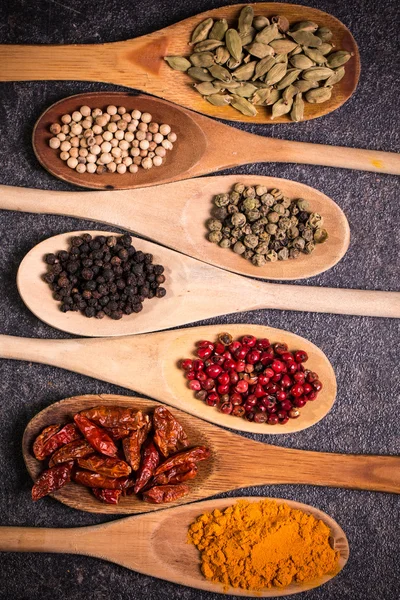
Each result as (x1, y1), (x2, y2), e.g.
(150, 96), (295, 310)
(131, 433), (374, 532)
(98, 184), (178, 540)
(31, 93), (400, 191)
(22, 395), (400, 516)
(16, 231), (400, 334)
(0, 495), (349, 596)
(1, 324), (337, 435)
(0, 3), (359, 125)
(0, 175), (350, 281)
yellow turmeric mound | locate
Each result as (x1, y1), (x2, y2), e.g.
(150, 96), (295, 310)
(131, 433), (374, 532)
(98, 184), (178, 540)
(188, 499), (340, 591)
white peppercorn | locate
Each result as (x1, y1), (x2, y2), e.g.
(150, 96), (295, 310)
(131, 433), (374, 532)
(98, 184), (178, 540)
(67, 157), (78, 168)
(129, 164), (139, 173)
(142, 157), (153, 169)
(60, 151), (70, 160)
(61, 114), (72, 124)
(69, 147), (79, 158)
(50, 123), (61, 135)
(131, 109), (141, 120)
(60, 141), (71, 152)
(159, 124), (171, 135)
(86, 162), (97, 173)
(141, 112), (152, 123)
(107, 162), (117, 173)
(153, 156), (163, 167)
(76, 163), (87, 173)
(80, 105), (91, 117)
(102, 130), (113, 142)
(70, 137), (80, 147)
(49, 137), (61, 149)
(117, 163), (127, 174)
(107, 105), (118, 115)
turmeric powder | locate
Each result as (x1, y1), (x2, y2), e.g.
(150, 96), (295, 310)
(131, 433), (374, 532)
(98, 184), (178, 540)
(188, 499), (340, 591)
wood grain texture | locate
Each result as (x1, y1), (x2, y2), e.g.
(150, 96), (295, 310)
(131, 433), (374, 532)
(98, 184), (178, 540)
(0, 175), (350, 281)
(32, 93), (400, 191)
(0, 495), (349, 597)
(16, 231), (400, 333)
(0, 3), (360, 124)
(21, 395), (400, 516)
(1, 324), (337, 435)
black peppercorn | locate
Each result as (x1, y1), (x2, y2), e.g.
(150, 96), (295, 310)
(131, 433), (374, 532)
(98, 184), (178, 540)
(45, 254), (58, 265)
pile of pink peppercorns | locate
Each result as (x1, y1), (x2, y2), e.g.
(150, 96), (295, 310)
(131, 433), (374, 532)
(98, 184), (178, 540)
(180, 333), (323, 425)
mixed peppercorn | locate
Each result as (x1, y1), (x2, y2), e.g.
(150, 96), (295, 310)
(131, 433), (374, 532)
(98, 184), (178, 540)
(207, 183), (328, 266)
(43, 233), (166, 319)
(31, 405), (210, 505)
(180, 333), (323, 425)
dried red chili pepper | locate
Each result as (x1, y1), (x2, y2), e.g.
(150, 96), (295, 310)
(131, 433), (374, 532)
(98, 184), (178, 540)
(80, 406), (149, 430)
(74, 470), (130, 490)
(106, 427), (131, 440)
(74, 414), (118, 457)
(153, 406), (189, 457)
(123, 420), (151, 471)
(77, 455), (131, 478)
(32, 461), (74, 501)
(49, 439), (94, 467)
(154, 446), (211, 476)
(33, 424), (61, 460)
(133, 440), (160, 494)
(33, 423), (81, 461)
(151, 463), (198, 486)
(142, 483), (190, 504)
(92, 488), (122, 505)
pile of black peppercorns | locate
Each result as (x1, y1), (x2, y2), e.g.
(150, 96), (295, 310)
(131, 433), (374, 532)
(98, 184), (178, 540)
(43, 233), (166, 319)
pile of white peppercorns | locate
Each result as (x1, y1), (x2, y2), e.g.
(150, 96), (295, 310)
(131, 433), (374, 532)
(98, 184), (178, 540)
(47, 105), (177, 174)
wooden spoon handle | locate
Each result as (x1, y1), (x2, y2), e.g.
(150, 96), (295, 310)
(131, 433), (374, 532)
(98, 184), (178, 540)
(241, 135), (400, 175)
(258, 283), (400, 318)
(0, 526), (78, 554)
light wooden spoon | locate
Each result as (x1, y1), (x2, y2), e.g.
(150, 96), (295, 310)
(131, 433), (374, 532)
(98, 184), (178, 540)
(21, 394), (400, 516)
(32, 93), (400, 191)
(0, 496), (349, 597)
(0, 3), (359, 125)
(16, 231), (400, 334)
(1, 324), (336, 435)
(0, 175), (350, 281)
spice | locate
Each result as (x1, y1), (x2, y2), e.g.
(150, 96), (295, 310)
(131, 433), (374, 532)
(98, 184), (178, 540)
(43, 233), (167, 319)
(188, 499), (339, 591)
(207, 183), (328, 265)
(164, 6), (354, 120)
(47, 105), (177, 173)
(31, 405), (210, 505)
(180, 334), (323, 425)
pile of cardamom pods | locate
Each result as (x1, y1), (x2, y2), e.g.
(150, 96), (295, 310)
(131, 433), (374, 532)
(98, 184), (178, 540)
(164, 5), (353, 120)
(207, 183), (328, 267)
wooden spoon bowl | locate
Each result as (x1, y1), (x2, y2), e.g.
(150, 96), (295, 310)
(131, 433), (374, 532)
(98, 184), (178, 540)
(22, 394), (400, 515)
(0, 495), (350, 596)
(1, 175), (350, 281)
(0, 3), (360, 124)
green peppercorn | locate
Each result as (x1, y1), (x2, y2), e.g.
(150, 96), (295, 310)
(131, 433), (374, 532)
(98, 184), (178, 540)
(207, 218), (222, 231)
(255, 241), (269, 254)
(231, 212), (246, 227)
(227, 204), (239, 214)
(243, 234), (259, 249)
(219, 238), (232, 248)
(259, 232), (271, 243)
(222, 226), (232, 237)
(233, 183), (245, 194)
(270, 188), (283, 200)
(243, 224), (253, 235)
(304, 241), (315, 254)
(290, 215), (299, 226)
(288, 226), (299, 239)
(278, 248), (289, 261)
(230, 237), (238, 245)
(289, 248), (301, 259)
(229, 191), (241, 205)
(308, 212), (324, 229)
(255, 185), (268, 196)
(266, 223), (278, 235)
(281, 197), (291, 209)
(297, 198), (310, 211)
(243, 186), (256, 198)
(266, 249), (278, 262)
(259, 205), (270, 217)
(291, 205), (299, 215)
(275, 229), (287, 241)
(247, 209), (261, 222)
(302, 227), (314, 242)
(278, 217), (291, 231)
(273, 203), (285, 215)
(314, 228), (329, 243)
(252, 254), (267, 266)
(208, 231), (223, 243)
(260, 193), (275, 207)
(214, 193), (230, 207)
(244, 249), (254, 260)
(242, 198), (258, 212)
(267, 212), (280, 224)
(213, 207), (228, 220)
(292, 237), (306, 250)
(251, 221), (264, 235)
(233, 241), (246, 254)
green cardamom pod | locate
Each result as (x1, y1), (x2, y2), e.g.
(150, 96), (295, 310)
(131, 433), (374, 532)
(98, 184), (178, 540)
(214, 46), (230, 65)
(319, 43), (334, 56)
(302, 66), (334, 81)
(274, 53), (289, 64)
(208, 64), (232, 82)
(213, 80), (241, 90)
(208, 18), (228, 41)
(252, 55), (276, 80)
(225, 28), (243, 61)
(245, 42), (274, 58)
(230, 94), (258, 116)
(206, 93), (232, 106)
(234, 82), (258, 98)
(305, 86), (333, 103)
(238, 5), (254, 35)
(271, 98), (293, 119)
(265, 89), (281, 105)
(233, 61), (257, 81)
(255, 23), (280, 44)
(239, 31), (255, 46)
(288, 30), (322, 47)
(327, 50), (353, 68)
(290, 92), (304, 121)
(303, 47), (328, 64)
(282, 84), (298, 104)
(276, 68), (302, 90)
(293, 79), (319, 92)
(269, 38), (299, 54)
(190, 52), (215, 68)
(194, 39), (224, 53)
(227, 56), (242, 70)
(187, 66), (214, 81)
(289, 45), (303, 56)
(264, 62), (288, 85)
(164, 56), (191, 71)
(324, 66), (345, 86)
(251, 87), (273, 105)
(290, 54), (314, 69)
(316, 27), (333, 42)
(191, 18), (214, 45)
(271, 15), (290, 33)
(290, 20), (318, 33)
(243, 54), (251, 64)
(194, 82), (220, 95)
(253, 16), (270, 31)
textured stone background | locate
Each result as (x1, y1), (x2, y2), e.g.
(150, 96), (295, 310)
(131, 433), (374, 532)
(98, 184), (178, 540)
(0, 0), (399, 599)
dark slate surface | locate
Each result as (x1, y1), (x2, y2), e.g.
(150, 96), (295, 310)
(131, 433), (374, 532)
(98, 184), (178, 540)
(0, 0), (399, 599)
